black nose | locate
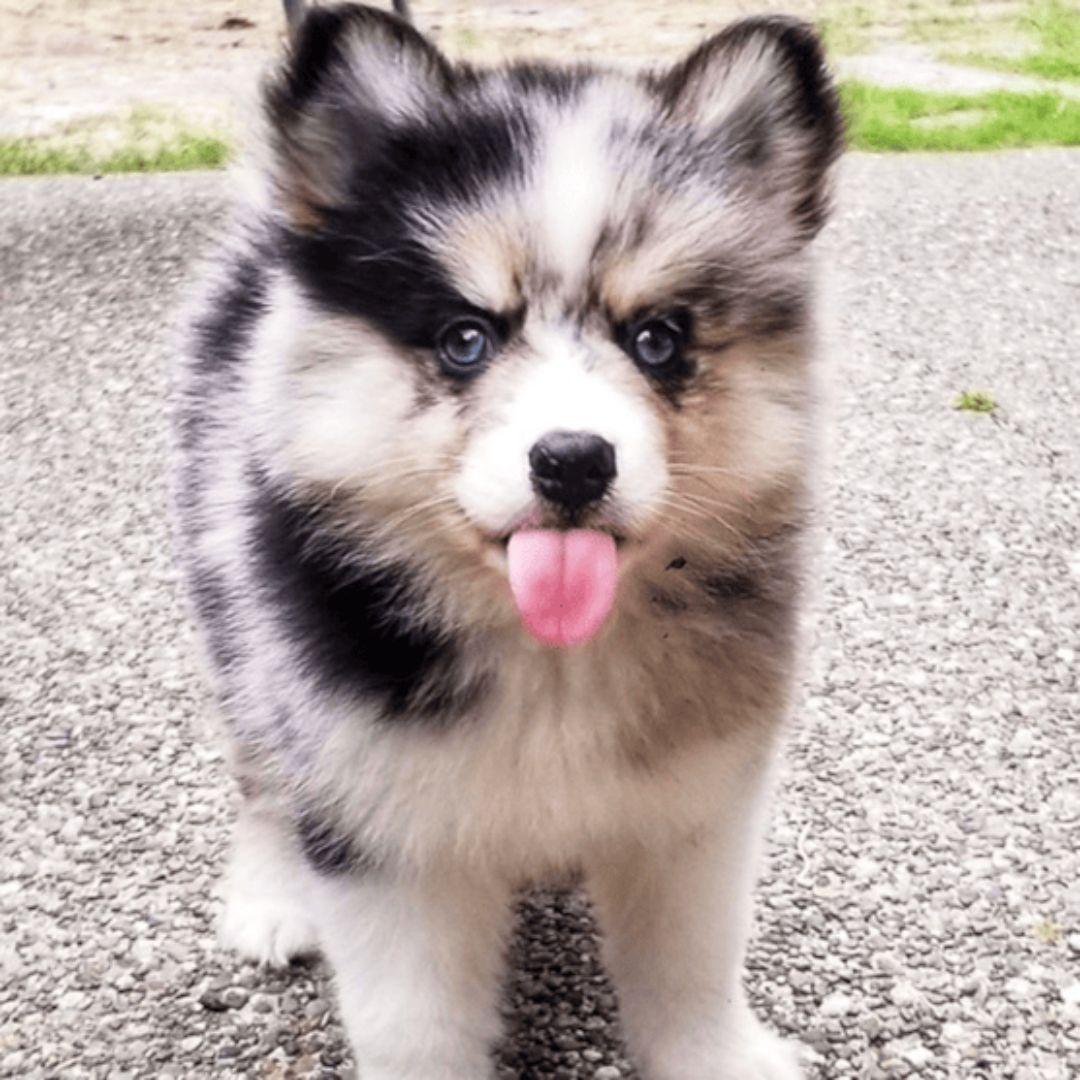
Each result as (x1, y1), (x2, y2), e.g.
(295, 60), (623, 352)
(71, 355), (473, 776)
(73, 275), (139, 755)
(528, 430), (617, 510)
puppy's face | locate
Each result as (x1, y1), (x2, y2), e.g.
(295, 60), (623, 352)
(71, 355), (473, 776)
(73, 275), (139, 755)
(258, 7), (841, 637)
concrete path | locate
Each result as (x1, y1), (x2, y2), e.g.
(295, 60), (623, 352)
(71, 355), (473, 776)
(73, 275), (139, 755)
(1, 153), (1078, 1078)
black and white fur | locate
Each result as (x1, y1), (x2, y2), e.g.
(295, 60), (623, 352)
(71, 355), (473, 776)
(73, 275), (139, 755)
(172, 4), (842, 1077)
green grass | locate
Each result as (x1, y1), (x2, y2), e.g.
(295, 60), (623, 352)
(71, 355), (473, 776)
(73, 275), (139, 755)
(0, 107), (230, 177)
(954, 390), (998, 413)
(942, 0), (1080, 82)
(0, 131), (229, 176)
(841, 81), (1080, 150)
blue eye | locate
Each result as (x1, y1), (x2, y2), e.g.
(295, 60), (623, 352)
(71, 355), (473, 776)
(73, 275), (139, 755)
(631, 320), (680, 368)
(438, 320), (492, 374)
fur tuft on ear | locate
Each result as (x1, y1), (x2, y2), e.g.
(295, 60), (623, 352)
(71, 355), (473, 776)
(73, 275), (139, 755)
(658, 16), (843, 238)
(264, 3), (451, 225)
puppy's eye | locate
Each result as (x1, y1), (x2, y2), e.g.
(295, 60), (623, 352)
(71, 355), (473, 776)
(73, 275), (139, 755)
(437, 319), (493, 375)
(629, 318), (683, 371)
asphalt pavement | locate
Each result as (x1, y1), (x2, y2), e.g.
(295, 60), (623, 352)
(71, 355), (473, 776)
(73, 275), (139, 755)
(1, 152), (1078, 1079)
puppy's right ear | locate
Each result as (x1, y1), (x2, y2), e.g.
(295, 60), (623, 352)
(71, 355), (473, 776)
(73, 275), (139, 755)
(265, 3), (451, 225)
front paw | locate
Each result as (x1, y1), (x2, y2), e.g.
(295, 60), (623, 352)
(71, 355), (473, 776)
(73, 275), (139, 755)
(218, 879), (319, 967)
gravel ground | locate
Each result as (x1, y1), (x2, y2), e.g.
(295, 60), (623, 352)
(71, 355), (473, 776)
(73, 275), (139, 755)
(2, 152), (1079, 1079)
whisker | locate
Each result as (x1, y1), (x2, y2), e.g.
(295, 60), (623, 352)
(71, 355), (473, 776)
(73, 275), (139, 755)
(657, 493), (743, 542)
(653, 505), (729, 550)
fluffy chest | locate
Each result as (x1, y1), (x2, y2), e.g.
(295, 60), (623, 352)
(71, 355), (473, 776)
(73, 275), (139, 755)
(310, 612), (790, 873)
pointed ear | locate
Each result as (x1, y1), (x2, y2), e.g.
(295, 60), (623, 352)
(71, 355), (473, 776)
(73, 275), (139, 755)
(264, 3), (452, 224)
(657, 17), (843, 238)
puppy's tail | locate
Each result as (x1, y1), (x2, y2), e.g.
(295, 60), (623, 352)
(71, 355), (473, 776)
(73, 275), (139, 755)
(283, 0), (413, 33)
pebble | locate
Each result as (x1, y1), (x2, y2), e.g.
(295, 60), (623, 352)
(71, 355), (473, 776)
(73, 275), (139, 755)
(821, 992), (853, 1018)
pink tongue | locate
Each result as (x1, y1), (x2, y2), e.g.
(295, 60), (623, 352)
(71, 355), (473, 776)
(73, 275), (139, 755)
(507, 530), (619, 648)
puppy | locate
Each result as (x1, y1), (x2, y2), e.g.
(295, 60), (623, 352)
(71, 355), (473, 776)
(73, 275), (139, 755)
(172, 3), (842, 1077)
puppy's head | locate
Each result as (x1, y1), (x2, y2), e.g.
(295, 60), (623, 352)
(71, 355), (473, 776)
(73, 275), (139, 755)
(254, 4), (842, 645)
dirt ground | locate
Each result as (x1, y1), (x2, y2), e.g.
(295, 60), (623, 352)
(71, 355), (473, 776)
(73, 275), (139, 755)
(0, 0), (1041, 137)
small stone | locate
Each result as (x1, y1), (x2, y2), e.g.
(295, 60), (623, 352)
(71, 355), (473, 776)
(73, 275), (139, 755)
(200, 988), (227, 1012)
(859, 1015), (883, 1038)
(130, 939), (154, 968)
(304, 998), (328, 1020)
(903, 1045), (934, 1068)
(890, 981), (923, 1008)
(59, 816), (85, 843)
(820, 992), (853, 1017)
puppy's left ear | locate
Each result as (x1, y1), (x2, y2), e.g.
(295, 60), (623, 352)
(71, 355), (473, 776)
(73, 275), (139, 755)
(658, 17), (843, 239)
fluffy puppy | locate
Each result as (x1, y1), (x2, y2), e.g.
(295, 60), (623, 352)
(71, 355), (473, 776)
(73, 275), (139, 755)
(172, 4), (842, 1077)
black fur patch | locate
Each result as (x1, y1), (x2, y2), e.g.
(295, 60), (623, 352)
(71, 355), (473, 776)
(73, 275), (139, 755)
(186, 565), (242, 672)
(269, 8), (536, 353)
(174, 250), (272, 681)
(175, 250), (269, 467)
(188, 251), (269, 381)
(247, 469), (488, 723)
(278, 93), (532, 349)
(295, 810), (375, 876)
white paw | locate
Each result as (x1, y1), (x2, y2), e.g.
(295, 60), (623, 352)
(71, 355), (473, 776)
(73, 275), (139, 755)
(218, 884), (320, 967)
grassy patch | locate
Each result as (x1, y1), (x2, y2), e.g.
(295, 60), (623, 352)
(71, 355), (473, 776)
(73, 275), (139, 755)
(0, 132), (230, 176)
(954, 390), (998, 413)
(941, 0), (1080, 83)
(0, 107), (230, 177)
(841, 81), (1080, 150)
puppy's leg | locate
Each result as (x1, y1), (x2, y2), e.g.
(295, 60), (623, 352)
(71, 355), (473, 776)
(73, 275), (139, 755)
(313, 866), (511, 1080)
(588, 751), (801, 1080)
(218, 797), (320, 966)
